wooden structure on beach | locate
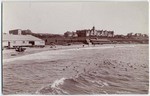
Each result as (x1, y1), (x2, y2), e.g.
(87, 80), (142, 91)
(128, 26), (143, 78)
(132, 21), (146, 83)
(3, 34), (45, 48)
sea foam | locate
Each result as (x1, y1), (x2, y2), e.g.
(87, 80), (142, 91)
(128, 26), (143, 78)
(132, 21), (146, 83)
(51, 77), (66, 88)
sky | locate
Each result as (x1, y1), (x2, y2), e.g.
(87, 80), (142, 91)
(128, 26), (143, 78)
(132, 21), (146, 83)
(3, 1), (149, 35)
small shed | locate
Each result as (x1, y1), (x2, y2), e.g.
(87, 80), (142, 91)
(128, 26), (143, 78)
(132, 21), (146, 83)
(3, 34), (45, 48)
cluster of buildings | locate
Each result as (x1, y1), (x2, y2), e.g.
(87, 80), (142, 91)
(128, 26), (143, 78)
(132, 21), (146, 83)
(3, 29), (45, 48)
(126, 33), (148, 38)
(3, 26), (149, 49)
(64, 26), (114, 38)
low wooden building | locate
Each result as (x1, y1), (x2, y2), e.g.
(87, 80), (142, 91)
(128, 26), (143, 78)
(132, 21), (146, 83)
(3, 34), (45, 48)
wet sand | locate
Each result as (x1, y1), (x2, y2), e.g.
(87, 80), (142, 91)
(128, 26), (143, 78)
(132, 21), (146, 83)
(2, 44), (149, 94)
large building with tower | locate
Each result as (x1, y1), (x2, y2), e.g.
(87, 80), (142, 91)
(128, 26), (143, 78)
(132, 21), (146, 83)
(76, 26), (114, 38)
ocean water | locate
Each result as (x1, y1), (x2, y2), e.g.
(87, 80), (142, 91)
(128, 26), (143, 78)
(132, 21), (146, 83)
(3, 44), (149, 95)
(37, 62), (148, 95)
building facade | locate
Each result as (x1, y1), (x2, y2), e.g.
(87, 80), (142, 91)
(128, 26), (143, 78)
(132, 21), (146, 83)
(3, 34), (45, 48)
(64, 31), (78, 37)
(76, 26), (114, 38)
(9, 29), (32, 35)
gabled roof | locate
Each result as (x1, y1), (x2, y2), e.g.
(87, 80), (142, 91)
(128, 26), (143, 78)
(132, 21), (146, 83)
(3, 34), (44, 41)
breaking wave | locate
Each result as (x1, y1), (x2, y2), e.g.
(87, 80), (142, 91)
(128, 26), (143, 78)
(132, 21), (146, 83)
(36, 72), (111, 95)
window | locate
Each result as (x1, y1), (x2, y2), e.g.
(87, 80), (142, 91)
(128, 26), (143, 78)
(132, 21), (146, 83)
(23, 41), (25, 43)
(13, 41), (16, 43)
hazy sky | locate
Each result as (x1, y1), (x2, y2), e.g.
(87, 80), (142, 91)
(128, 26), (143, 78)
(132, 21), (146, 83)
(3, 1), (148, 35)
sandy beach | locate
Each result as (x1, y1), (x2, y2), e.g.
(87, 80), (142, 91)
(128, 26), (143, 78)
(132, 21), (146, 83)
(2, 44), (149, 94)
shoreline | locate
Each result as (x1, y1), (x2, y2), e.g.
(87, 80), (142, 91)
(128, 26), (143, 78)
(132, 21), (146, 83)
(3, 44), (148, 64)
(3, 44), (148, 61)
